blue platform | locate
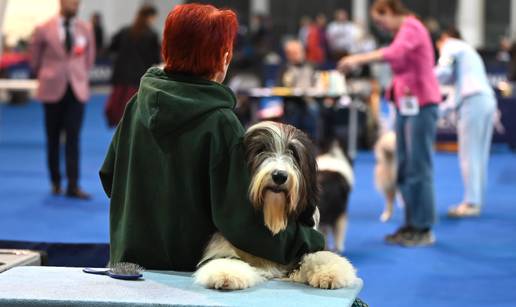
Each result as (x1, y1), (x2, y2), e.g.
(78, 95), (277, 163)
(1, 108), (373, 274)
(1, 97), (515, 307)
(0, 267), (363, 307)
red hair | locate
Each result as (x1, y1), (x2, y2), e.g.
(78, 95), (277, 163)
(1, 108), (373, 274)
(162, 4), (238, 79)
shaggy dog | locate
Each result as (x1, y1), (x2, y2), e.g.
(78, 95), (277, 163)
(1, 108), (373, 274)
(316, 141), (354, 254)
(374, 131), (397, 222)
(194, 121), (357, 290)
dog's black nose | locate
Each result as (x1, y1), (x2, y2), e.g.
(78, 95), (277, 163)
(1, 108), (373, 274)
(272, 170), (288, 185)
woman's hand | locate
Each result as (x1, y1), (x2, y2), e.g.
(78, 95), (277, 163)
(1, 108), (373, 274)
(338, 50), (384, 73)
(337, 55), (359, 73)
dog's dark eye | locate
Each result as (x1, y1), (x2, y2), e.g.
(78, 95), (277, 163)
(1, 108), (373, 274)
(255, 144), (267, 154)
(288, 144), (301, 163)
(247, 140), (266, 155)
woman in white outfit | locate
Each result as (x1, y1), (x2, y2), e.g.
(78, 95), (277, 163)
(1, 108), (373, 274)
(435, 28), (496, 217)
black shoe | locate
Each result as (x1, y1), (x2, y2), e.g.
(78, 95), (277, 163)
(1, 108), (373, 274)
(51, 184), (62, 195)
(384, 226), (414, 244)
(66, 188), (91, 200)
(399, 229), (435, 247)
(386, 227), (435, 247)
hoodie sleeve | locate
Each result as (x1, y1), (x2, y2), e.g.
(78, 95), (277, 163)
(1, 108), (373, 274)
(209, 140), (325, 265)
(99, 125), (121, 198)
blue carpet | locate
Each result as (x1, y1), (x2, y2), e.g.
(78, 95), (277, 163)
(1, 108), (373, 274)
(0, 96), (111, 243)
(1, 98), (515, 306)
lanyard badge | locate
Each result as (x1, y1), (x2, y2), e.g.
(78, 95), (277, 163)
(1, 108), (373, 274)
(399, 86), (419, 116)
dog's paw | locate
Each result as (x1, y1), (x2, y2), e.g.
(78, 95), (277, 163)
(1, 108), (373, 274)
(297, 251), (357, 289)
(380, 210), (392, 222)
(194, 258), (264, 290)
(206, 272), (249, 290)
(308, 271), (347, 289)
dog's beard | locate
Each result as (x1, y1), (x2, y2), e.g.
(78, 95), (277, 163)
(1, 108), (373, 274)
(263, 191), (288, 235)
(249, 157), (301, 235)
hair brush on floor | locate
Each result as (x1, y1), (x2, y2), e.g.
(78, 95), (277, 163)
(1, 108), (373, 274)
(83, 262), (145, 280)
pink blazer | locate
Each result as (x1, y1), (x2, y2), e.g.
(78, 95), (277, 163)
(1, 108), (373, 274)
(29, 16), (95, 103)
(381, 16), (441, 107)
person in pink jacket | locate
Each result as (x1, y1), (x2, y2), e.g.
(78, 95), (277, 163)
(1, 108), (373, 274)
(339, 0), (441, 246)
(29, 0), (95, 199)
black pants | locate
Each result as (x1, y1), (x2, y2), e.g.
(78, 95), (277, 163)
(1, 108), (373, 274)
(43, 86), (85, 190)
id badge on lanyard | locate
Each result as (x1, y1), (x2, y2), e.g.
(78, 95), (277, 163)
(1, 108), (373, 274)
(399, 95), (419, 116)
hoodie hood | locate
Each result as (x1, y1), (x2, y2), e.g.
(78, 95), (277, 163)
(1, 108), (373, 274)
(136, 67), (237, 139)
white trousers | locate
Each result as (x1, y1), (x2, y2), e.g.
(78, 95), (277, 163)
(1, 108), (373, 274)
(458, 93), (496, 207)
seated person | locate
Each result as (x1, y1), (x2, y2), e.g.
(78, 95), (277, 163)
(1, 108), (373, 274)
(99, 4), (324, 271)
(277, 40), (320, 141)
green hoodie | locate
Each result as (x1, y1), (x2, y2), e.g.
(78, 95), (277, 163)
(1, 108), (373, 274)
(100, 68), (324, 271)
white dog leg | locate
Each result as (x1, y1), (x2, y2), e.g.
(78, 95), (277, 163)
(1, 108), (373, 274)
(333, 214), (348, 254)
(380, 189), (395, 222)
(194, 258), (265, 290)
(290, 251), (357, 289)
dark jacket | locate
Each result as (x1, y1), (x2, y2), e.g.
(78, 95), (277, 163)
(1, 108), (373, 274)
(100, 68), (324, 271)
(109, 27), (161, 86)
(509, 43), (516, 82)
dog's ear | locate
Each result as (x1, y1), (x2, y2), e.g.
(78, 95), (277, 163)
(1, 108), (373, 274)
(291, 128), (320, 227)
(243, 123), (267, 170)
(243, 121), (279, 170)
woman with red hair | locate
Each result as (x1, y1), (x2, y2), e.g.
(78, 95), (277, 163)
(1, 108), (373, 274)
(99, 4), (324, 271)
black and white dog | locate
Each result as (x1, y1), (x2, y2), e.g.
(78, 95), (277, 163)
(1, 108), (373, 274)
(316, 140), (354, 254)
(316, 106), (354, 254)
(194, 121), (357, 290)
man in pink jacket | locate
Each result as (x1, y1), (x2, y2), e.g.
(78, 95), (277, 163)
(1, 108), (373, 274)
(29, 0), (95, 199)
